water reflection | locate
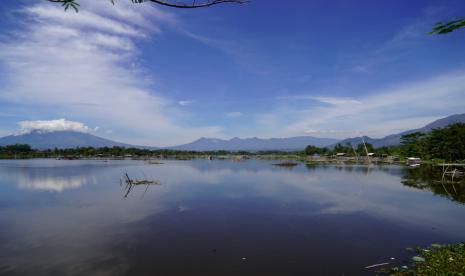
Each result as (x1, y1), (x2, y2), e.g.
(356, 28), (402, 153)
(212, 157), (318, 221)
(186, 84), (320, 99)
(121, 173), (161, 198)
(401, 165), (465, 204)
(18, 174), (93, 192)
(0, 160), (464, 275)
(0, 161), (100, 192)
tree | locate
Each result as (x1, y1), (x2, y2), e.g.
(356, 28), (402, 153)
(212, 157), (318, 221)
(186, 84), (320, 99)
(430, 18), (465, 35)
(333, 143), (352, 155)
(304, 145), (320, 156)
(3, 144), (32, 153)
(356, 142), (373, 155)
(398, 124), (465, 161)
(47, 0), (248, 12)
(376, 146), (392, 156)
(425, 123), (465, 161)
(400, 132), (426, 158)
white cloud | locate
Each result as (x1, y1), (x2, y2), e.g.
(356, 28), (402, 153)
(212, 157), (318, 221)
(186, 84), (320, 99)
(17, 174), (92, 192)
(26, 5), (146, 37)
(225, 111), (244, 118)
(0, 1), (222, 146)
(275, 95), (362, 106)
(257, 71), (465, 139)
(17, 119), (95, 134)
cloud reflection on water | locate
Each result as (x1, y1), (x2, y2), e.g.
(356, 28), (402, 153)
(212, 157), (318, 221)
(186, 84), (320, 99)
(17, 174), (93, 192)
(0, 160), (464, 275)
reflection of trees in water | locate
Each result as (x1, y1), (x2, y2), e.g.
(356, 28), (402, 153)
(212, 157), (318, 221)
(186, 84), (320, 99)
(305, 163), (399, 176)
(304, 163), (465, 204)
(401, 165), (465, 204)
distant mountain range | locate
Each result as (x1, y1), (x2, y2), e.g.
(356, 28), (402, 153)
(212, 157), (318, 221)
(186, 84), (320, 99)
(168, 136), (339, 151)
(1, 113), (464, 150)
(0, 131), (337, 151)
(0, 130), (136, 150)
(333, 113), (465, 148)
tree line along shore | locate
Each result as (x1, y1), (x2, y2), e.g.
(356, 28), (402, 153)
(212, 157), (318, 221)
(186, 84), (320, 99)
(1, 123), (464, 164)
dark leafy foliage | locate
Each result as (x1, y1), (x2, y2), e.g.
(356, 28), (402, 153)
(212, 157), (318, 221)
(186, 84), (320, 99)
(301, 123), (465, 161)
(430, 18), (465, 35)
(0, 145), (257, 159)
(401, 164), (465, 204)
(384, 243), (465, 275)
(304, 145), (320, 155)
(400, 123), (465, 161)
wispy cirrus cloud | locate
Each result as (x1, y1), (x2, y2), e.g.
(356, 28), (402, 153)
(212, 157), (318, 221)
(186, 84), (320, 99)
(255, 71), (465, 139)
(349, 17), (432, 74)
(0, 1), (221, 146)
(275, 95), (361, 106)
(182, 30), (270, 75)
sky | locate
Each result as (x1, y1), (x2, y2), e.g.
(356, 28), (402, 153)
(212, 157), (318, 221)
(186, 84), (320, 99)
(0, 0), (464, 146)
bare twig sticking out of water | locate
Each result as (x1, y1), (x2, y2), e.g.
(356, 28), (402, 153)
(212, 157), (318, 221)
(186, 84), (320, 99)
(440, 164), (465, 195)
(122, 173), (160, 198)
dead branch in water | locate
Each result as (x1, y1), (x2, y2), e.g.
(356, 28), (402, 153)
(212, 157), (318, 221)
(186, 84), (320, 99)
(121, 173), (160, 198)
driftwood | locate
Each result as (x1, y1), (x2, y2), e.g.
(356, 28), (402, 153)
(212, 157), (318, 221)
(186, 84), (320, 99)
(121, 173), (160, 198)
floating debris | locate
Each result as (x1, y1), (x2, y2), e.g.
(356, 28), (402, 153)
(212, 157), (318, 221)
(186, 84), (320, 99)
(147, 161), (164, 165)
(364, 262), (390, 269)
(412, 256), (425, 262)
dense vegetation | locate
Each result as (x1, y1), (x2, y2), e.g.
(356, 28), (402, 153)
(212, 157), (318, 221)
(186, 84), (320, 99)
(399, 123), (465, 162)
(0, 144), (291, 159)
(0, 145), (237, 159)
(304, 123), (465, 162)
(304, 142), (393, 157)
(380, 242), (465, 275)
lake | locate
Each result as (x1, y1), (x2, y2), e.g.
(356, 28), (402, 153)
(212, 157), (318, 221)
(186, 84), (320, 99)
(0, 159), (464, 275)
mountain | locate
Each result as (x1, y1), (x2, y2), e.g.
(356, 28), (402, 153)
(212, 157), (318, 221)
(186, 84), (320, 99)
(334, 113), (465, 148)
(168, 136), (340, 151)
(3, 113), (463, 151)
(0, 130), (144, 150)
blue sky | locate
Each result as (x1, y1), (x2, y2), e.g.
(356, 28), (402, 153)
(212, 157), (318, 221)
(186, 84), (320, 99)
(0, 0), (465, 146)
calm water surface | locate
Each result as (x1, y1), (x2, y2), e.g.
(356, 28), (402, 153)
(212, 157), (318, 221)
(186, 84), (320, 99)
(0, 159), (464, 275)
